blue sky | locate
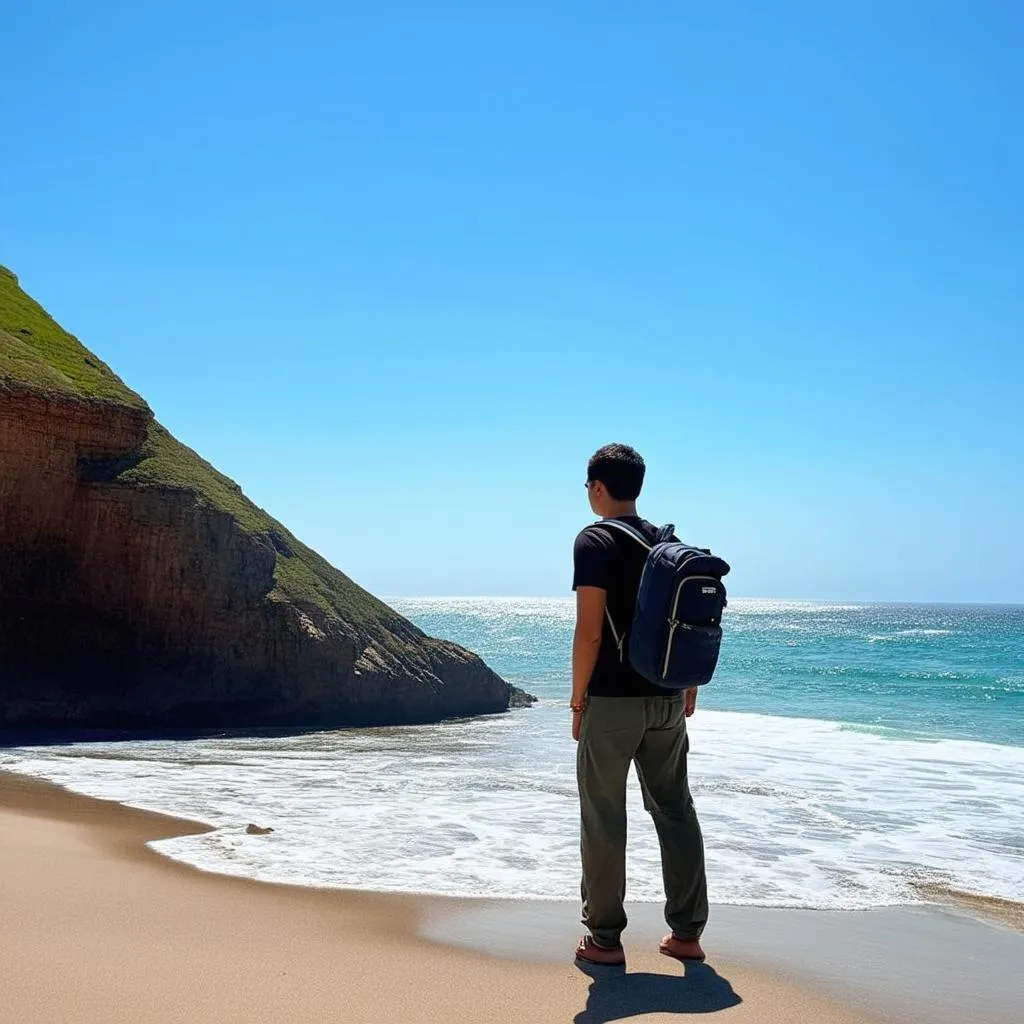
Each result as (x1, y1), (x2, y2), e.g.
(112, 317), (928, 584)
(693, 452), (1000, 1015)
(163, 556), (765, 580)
(4, 1), (1022, 601)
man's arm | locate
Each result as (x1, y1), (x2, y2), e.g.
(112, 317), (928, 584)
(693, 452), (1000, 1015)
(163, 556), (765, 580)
(572, 586), (606, 738)
(571, 526), (613, 738)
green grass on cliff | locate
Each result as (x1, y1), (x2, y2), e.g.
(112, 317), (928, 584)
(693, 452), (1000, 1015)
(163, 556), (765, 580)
(0, 266), (147, 407)
(1, 265), (395, 628)
(120, 424), (396, 624)
(118, 422), (272, 533)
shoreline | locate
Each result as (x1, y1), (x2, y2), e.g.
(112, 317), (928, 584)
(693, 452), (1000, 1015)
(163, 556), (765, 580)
(911, 882), (1024, 933)
(3, 760), (1022, 933)
(0, 771), (867, 1024)
(2, 771), (1022, 1023)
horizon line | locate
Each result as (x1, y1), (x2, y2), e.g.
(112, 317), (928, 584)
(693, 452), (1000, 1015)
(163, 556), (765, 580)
(383, 595), (1024, 608)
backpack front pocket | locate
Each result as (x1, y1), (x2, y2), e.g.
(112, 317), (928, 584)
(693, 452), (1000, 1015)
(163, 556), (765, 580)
(662, 622), (723, 685)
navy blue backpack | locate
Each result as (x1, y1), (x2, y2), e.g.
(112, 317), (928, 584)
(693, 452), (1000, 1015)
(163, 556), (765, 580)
(597, 520), (730, 690)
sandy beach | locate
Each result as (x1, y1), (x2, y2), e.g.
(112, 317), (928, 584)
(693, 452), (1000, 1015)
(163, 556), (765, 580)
(2, 771), (1021, 1024)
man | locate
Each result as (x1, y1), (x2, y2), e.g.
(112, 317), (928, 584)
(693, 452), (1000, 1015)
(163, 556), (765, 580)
(571, 443), (708, 967)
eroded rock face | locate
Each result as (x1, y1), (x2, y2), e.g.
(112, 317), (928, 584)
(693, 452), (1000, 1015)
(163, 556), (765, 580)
(0, 380), (527, 731)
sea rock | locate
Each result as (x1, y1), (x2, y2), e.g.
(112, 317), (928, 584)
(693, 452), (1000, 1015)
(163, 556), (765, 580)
(245, 824), (274, 835)
(0, 266), (534, 732)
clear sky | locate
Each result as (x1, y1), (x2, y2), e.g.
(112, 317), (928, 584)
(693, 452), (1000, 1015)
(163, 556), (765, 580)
(4, 2), (1022, 602)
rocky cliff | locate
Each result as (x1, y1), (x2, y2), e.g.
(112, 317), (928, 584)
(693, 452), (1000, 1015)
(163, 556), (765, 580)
(0, 267), (530, 731)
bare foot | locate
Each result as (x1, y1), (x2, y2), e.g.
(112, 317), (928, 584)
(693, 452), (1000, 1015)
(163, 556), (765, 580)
(575, 935), (626, 966)
(659, 934), (706, 962)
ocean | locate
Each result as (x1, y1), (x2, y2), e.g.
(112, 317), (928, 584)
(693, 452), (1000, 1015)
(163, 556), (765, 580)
(2, 599), (1022, 910)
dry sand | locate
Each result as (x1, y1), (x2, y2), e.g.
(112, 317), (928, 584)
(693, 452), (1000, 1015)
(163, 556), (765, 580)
(0, 772), (876, 1024)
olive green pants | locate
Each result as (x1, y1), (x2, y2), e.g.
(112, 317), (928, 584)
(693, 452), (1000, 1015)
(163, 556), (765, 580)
(576, 695), (708, 948)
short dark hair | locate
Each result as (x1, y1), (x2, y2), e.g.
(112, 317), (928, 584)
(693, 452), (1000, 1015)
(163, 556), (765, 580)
(587, 443), (646, 501)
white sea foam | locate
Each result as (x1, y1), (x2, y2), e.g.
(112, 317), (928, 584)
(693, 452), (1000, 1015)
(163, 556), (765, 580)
(3, 706), (1022, 909)
(868, 629), (956, 642)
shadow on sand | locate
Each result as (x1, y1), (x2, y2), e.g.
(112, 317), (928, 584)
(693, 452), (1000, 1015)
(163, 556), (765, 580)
(574, 960), (741, 1023)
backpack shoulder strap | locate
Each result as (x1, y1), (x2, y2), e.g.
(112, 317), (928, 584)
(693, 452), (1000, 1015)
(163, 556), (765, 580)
(593, 518), (653, 550)
(588, 520), (654, 662)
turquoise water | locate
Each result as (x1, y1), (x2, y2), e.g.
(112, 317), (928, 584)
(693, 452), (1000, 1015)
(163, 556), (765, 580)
(2, 598), (1021, 909)
(402, 600), (1024, 748)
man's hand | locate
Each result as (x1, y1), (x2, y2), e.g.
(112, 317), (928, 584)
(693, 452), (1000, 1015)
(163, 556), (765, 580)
(572, 708), (584, 741)
(684, 687), (698, 717)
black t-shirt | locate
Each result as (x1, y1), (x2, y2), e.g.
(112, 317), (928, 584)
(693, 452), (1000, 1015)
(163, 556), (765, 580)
(572, 516), (669, 697)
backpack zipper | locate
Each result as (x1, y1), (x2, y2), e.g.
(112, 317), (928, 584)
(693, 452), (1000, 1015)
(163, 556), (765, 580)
(662, 576), (721, 679)
(663, 621), (687, 678)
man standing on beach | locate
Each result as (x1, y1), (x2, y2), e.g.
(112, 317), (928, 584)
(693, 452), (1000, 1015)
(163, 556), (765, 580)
(571, 443), (708, 966)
